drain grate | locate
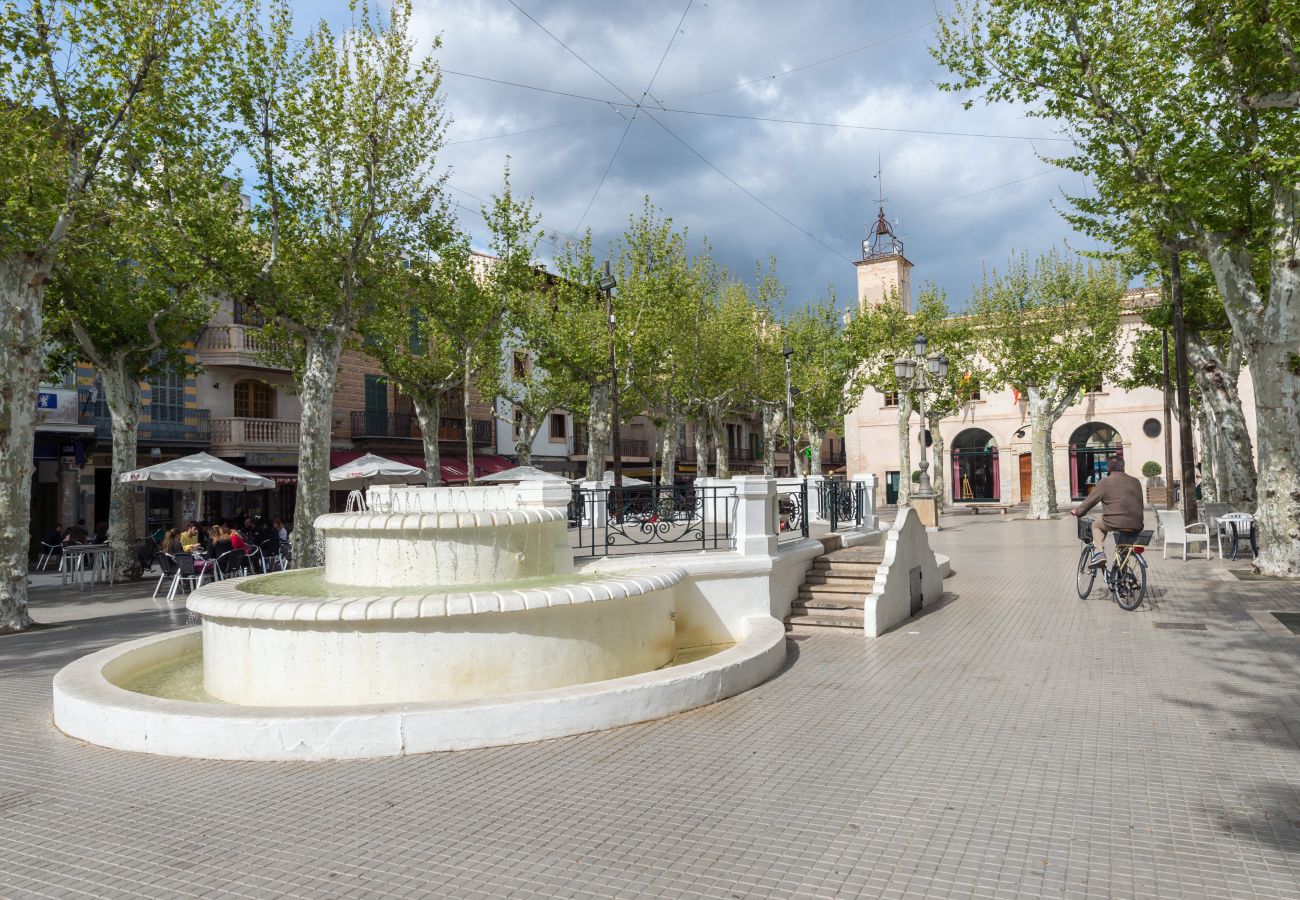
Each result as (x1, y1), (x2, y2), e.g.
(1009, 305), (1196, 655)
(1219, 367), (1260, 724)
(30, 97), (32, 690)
(1271, 613), (1300, 635)
(1154, 622), (1208, 631)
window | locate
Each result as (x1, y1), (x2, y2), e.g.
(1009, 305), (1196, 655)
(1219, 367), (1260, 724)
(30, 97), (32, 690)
(550, 413), (568, 440)
(363, 374), (387, 435)
(963, 377), (981, 402)
(513, 352), (528, 380)
(883, 390), (899, 407)
(513, 408), (524, 440)
(234, 380), (274, 419)
(150, 363), (185, 423)
(232, 298), (264, 327)
(408, 310), (425, 356)
(1085, 376), (1104, 394)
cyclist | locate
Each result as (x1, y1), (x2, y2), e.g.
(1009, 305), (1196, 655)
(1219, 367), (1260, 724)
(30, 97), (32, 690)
(1070, 457), (1145, 569)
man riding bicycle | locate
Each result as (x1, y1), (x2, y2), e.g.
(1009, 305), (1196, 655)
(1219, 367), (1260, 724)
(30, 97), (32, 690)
(1069, 457), (1145, 568)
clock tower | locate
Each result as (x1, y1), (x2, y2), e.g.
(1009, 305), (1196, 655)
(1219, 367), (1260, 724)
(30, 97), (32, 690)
(855, 205), (913, 312)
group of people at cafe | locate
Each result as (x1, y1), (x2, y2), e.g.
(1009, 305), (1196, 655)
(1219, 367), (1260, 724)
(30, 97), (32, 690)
(153, 517), (289, 575)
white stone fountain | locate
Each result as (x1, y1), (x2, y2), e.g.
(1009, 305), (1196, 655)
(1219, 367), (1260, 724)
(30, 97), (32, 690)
(51, 479), (789, 760)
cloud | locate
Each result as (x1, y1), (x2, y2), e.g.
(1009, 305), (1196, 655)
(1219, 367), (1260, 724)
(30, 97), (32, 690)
(396, 0), (1099, 312)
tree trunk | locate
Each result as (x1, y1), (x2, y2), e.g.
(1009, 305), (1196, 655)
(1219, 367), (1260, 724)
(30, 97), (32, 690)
(462, 358), (475, 485)
(0, 255), (48, 631)
(660, 409), (681, 486)
(929, 413), (946, 514)
(411, 392), (442, 486)
(761, 403), (782, 478)
(709, 405), (730, 479)
(1202, 200), (1300, 576)
(292, 331), (344, 568)
(693, 417), (709, 479)
(1025, 387), (1057, 520)
(897, 394), (913, 506)
(1168, 251), (1199, 523)
(514, 409), (534, 466)
(806, 422), (824, 476)
(1186, 332), (1256, 508)
(100, 361), (143, 581)
(585, 382), (611, 482)
(1196, 405), (1218, 504)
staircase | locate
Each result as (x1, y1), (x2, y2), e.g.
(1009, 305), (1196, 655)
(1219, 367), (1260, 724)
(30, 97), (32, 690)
(785, 542), (884, 633)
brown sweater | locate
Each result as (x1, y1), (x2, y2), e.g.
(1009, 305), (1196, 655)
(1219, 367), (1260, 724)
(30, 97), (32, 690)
(1075, 471), (1145, 529)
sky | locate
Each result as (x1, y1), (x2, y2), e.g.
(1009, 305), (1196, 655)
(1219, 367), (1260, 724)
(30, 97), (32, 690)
(303, 0), (1102, 313)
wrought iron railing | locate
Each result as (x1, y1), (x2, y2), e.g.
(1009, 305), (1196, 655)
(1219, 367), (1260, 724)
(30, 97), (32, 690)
(820, 479), (866, 532)
(571, 484), (737, 557)
(351, 411), (495, 446)
(777, 479), (810, 543)
(80, 398), (212, 444)
(472, 418), (495, 446)
(573, 436), (650, 457)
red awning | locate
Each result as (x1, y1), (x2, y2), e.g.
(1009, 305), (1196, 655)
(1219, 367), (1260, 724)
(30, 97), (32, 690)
(327, 451), (514, 484)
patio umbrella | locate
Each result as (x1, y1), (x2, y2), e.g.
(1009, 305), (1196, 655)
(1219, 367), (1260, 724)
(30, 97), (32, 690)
(478, 465), (570, 483)
(329, 452), (427, 489)
(120, 451), (275, 526)
(571, 470), (650, 486)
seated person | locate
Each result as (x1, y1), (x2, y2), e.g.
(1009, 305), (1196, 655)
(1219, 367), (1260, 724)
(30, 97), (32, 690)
(180, 523), (202, 551)
(42, 524), (64, 549)
(63, 520), (88, 545)
(1071, 457), (1144, 568)
(160, 529), (185, 556)
(229, 527), (248, 552)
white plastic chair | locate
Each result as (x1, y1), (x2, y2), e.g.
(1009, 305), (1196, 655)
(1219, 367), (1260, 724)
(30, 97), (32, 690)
(1156, 509), (1210, 560)
(1216, 512), (1254, 559)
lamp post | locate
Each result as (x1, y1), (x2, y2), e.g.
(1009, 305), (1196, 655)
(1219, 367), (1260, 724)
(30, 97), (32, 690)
(782, 334), (799, 478)
(599, 261), (622, 491)
(894, 334), (948, 524)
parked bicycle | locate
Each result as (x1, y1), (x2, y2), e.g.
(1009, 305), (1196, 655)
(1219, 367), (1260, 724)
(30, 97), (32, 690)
(1075, 516), (1151, 611)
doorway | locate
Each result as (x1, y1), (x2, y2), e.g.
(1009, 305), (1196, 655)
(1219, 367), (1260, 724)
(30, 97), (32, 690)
(951, 429), (999, 502)
(885, 470), (900, 505)
(1019, 453), (1032, 501)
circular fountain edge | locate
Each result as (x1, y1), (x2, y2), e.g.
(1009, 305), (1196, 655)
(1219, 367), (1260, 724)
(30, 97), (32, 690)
(187, 568), (687, 622)
(51, 616), (787, 761)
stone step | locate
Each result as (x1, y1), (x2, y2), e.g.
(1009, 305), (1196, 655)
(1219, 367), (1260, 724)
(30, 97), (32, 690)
(800, 580), (873, 593)
(798, 589), (866, 605)
(793, 596), (865, 612)
(811, 562), (879, 577)
(805, 570), (877, 586)
(785, 612), (864, 630)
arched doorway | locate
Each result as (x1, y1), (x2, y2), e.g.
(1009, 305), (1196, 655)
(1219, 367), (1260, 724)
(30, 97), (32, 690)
(1069, 422), (1123, 499)
(951, 428), (999, 502)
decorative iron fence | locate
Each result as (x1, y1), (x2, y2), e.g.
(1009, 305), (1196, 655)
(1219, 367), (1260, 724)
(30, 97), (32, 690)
(777, 479), (810, 543)
(820, 479), (867, 532)
(571, 484), (737, 557)
(80, 397), (212, 444)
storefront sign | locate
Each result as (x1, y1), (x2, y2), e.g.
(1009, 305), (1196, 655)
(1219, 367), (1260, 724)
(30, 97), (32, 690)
(36, 388), (80, 426)
(245, 451), (298, 467)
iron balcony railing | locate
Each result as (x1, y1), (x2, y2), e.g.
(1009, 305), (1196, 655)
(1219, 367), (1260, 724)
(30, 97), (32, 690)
(79, 397), (212, 444)
(350, 411), (495, 446)
(573, 436), (650, 458)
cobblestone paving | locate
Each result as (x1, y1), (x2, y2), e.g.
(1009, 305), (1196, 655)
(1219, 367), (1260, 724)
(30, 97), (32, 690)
(2, 515), (1298, 899)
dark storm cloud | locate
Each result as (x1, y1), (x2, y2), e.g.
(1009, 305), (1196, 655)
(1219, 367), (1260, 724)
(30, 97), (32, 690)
(401, 0), (1098, 312)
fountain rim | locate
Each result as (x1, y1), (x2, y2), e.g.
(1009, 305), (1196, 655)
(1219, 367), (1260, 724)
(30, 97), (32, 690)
(186, 567), (687, 622)
(316, 507), (568, 531)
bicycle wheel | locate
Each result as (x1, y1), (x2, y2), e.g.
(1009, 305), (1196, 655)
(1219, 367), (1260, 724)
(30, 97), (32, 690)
(1112, 554), (1147, 611)
(1076, 545), (1096, 598)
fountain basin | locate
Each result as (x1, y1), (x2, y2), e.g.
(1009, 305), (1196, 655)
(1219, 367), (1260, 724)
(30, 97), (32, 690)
(51, 615), (786, 760)
(188, 569), (683, 706)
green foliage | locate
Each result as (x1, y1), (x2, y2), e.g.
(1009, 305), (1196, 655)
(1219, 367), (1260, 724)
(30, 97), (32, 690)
(970, 248), (1126, 400)
(787, 291), (860, 439)
(1142, 461), (1162, 478)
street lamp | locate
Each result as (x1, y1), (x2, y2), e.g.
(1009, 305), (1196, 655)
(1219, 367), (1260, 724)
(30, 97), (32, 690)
(599, 261), (622, 491)
(782, 333), (799, 478)
(894, 333), (948, 498)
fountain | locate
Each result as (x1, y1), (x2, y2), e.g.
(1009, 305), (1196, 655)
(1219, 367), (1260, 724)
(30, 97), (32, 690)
(52, 479), (788, 760)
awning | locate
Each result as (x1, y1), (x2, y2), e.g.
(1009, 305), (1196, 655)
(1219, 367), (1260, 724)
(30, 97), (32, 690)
(327, 451), (514, 484)
(246, 468), (298, 486)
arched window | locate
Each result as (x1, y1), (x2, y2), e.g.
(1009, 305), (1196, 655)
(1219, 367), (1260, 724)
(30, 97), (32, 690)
(951, 428), (999, 502)
(234, 380), (275, 419)
(1068, 422), (1123, 499)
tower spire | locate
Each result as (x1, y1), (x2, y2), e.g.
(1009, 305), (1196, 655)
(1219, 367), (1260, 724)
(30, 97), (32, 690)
(863, 155), (903, 261)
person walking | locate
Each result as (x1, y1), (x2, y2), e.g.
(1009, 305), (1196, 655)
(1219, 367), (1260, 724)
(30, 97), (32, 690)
(1071, 457), (1145, 569)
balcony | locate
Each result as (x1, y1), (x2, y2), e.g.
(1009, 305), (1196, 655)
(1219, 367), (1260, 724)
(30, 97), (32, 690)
(80, 398), (212, 445)
(573, 436), (650, 458)
(210, 417), (300, 453)
(195, 324), (289, 371)
(349, 411), (495, 446)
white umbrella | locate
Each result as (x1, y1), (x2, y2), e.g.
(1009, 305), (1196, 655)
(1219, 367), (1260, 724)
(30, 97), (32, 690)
(120, 451), (274, 527)
(120, 452), (274, 490)
(329, 453), (427, 489)
(571, 470), (650, 486)
(478, 465), (570, 483)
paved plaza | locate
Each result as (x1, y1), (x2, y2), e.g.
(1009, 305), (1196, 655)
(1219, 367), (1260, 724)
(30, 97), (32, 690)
(3, 515), (1298, 899)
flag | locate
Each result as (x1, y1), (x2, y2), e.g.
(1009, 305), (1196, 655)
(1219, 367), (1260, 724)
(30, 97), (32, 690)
(1012, 387), (1020, 405)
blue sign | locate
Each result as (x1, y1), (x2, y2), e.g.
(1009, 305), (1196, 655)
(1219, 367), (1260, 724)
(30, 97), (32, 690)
(38, 392), (57, 410)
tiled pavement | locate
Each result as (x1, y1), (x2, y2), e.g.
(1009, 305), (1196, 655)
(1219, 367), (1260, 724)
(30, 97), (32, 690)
(2, 515), (1298, 899)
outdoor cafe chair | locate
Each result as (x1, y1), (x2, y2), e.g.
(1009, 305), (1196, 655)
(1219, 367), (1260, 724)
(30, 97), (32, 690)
(38, 541), (62, 571)
(1216, 512), (1256, 560)
(1156, 509), (1210, 560)
(161, 552), (206, 604)
(214, 548), (248, 581)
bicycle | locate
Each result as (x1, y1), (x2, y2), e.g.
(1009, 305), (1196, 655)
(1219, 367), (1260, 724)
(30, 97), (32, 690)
(1075, 516), (1151, 611)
